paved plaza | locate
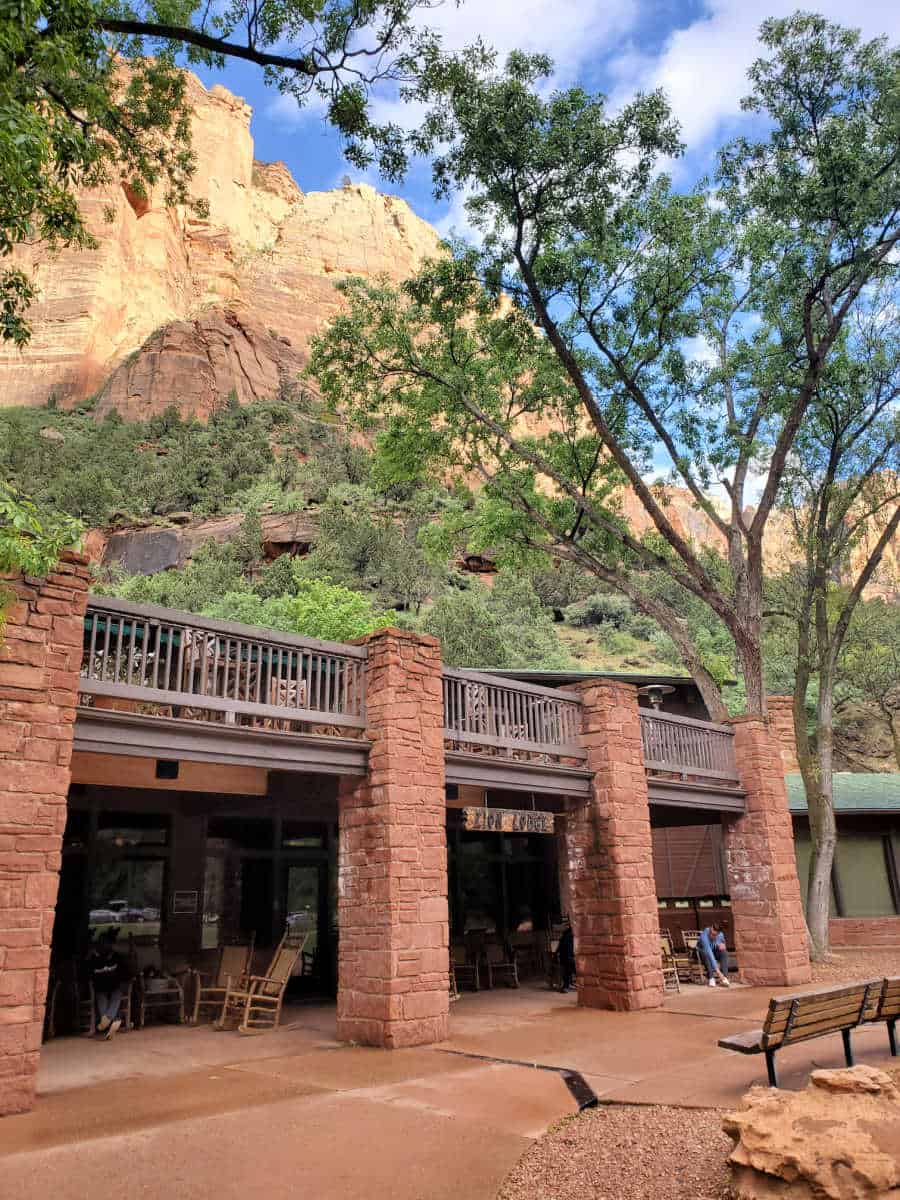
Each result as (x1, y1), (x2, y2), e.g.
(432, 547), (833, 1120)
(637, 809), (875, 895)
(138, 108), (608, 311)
(1, 983), (898, 1199)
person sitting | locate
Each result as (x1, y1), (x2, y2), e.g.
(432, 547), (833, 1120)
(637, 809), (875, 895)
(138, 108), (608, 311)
(86, 928), (127, 1038)
(697, 923), (730, 988)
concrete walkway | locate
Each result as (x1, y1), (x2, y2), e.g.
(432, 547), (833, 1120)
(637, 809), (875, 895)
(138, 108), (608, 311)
(1, 983), (898, 1199)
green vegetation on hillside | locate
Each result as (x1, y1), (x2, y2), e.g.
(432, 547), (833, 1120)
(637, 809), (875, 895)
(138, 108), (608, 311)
(3, 391), (898, 776)
(0, 392), (356, 525)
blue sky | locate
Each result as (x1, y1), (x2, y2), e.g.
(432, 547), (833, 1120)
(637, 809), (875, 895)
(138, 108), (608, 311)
(189, 0), (900, 239)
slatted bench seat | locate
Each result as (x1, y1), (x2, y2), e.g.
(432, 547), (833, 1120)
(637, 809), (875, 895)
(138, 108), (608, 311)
(868, 976), (900, 1055)
(718, 980), (882, 1087)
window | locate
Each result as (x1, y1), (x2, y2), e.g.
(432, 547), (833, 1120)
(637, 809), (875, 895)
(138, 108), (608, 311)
(207, 816), (273, 850)
(202, 855), (226, 949)
(835, 837), (897, 918)
(282, 822), (325, 849)
(97, 811), (167, 847)
(89, 858), (165, 941)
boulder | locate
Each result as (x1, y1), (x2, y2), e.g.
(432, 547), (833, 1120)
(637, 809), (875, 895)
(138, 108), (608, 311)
(94, 510), (319, 574)
(724, 1065), (900, 1198)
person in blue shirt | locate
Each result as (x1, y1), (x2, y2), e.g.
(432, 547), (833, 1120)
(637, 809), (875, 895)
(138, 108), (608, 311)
(697, 923), (730, 987)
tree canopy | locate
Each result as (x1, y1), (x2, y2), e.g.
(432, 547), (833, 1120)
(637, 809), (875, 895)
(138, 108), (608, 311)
(310, 13), (900, 719)
(0, 479), (83, 577)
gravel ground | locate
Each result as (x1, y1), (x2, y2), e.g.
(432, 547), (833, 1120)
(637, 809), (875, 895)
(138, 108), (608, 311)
(810, 947), (900, 985)
(499, 950), (900, 1200)
(499, 1105), (734, 1200)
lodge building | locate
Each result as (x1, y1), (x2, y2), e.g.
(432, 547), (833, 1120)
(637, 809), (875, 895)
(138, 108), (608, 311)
(0, 554), (811, 1116)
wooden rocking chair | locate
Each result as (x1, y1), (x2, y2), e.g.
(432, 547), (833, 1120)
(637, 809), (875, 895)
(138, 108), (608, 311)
(660, 934), (681, 994)
(191, 938), (255, 1024)
(215, 940), (304, 1034)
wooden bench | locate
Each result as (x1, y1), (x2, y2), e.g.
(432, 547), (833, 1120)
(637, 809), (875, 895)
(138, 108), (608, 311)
(868, 976), (900, 1056)
(718, 980), (882, 1087)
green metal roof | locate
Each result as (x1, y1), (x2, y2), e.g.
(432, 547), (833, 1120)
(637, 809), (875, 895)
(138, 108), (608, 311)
(787, 773), (900, 814)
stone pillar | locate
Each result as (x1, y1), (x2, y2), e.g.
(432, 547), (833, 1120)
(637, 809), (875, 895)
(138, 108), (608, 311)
(0, 553), (89, 1116)
(337, 628), (448, 1048)
(724, 717), (810, 987)
(565, 680), (664, 1011)
(766, 695), (800, 773)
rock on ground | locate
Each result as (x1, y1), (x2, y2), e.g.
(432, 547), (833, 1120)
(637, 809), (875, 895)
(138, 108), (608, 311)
(724, 1065), (900, 1199)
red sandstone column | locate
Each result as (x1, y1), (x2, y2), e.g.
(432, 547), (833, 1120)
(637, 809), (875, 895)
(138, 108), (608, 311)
(766, 695), (800, 773)
(724, 717), (810, 987)
(337, 628), (448, 1048)
(566, 680), (665, 1011)
(0, 553), (89, 1116)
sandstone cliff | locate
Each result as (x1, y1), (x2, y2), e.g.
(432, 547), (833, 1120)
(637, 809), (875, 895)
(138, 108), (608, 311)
(0, 73), (440, 418)
(1, 72), (896, 596)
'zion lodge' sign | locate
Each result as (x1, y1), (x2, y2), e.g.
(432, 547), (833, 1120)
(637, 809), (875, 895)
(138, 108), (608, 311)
(461, 807), (555, 834)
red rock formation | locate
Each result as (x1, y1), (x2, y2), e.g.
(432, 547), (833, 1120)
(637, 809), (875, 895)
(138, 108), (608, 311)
(0, 73), (440, 414)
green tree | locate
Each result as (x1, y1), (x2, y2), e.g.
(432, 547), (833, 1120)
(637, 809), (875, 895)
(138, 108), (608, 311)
(842, 599), (900, 771)
(204, 575), (395, 642)
(97, 539), (250, 609)
(0, 479), (83, 632)
(0, 479), (83, 576)
(3, 0), (446, 344)
(771, 297), (900, 956)
(310, 14), (900, 723)
(422, 574), (570, 669)
(297, 488), (439, 611)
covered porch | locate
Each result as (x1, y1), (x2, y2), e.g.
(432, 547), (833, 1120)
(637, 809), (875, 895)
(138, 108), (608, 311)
(0, 568), (808, 1117)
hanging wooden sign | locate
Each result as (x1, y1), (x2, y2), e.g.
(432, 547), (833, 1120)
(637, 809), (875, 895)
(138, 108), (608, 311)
(462, 807), (555, 835)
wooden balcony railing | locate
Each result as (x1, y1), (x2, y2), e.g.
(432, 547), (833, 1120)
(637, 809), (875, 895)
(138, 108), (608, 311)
(79, 596), (367, 735)
(442, 668), (585, 765)
(639, 710), (739, 784)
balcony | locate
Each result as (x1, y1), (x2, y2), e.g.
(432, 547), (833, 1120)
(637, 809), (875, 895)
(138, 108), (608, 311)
(441, 667), (589, 796)
(76, 596), (368, 775)
(639, 709), (743, 811)
(74, 596), (743, 805)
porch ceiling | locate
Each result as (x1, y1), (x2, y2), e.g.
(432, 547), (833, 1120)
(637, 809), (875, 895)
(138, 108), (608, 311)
(73, 711), (748, 811)
(444, 751), (592, 797)
(648, 777), (746, 814)
(73, 708), (369, 777)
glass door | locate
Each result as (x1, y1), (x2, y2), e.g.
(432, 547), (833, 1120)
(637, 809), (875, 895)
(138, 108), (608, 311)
(284, 862), (326, 992)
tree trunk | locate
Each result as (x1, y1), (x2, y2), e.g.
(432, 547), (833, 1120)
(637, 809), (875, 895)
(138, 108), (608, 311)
(805, 776), (837, 961)
(889, 710), (900, 773)
(735, 632), (766, 718)
(803, 628), (838, 961)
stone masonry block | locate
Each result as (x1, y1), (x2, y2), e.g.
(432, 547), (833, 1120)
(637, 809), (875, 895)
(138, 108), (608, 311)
(337, 629), (448, 1050)
(0, 565), (83, 1117)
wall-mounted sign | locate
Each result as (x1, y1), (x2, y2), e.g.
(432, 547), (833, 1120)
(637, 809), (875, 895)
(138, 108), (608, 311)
(172, 890), (199, 916)
(462, 807), (555, 835)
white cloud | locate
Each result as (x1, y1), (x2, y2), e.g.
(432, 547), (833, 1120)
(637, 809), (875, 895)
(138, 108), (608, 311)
(265, 89), (327, 128)
(613, 0), (900, 153)
(269, 0), (639, 131)
(416, 0), (637, 83)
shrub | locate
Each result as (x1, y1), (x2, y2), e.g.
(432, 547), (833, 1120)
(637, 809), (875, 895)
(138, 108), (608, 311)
(563, 592), (633, 629)
(203, 578), (395, 643)
(422, 574), (571, 669)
